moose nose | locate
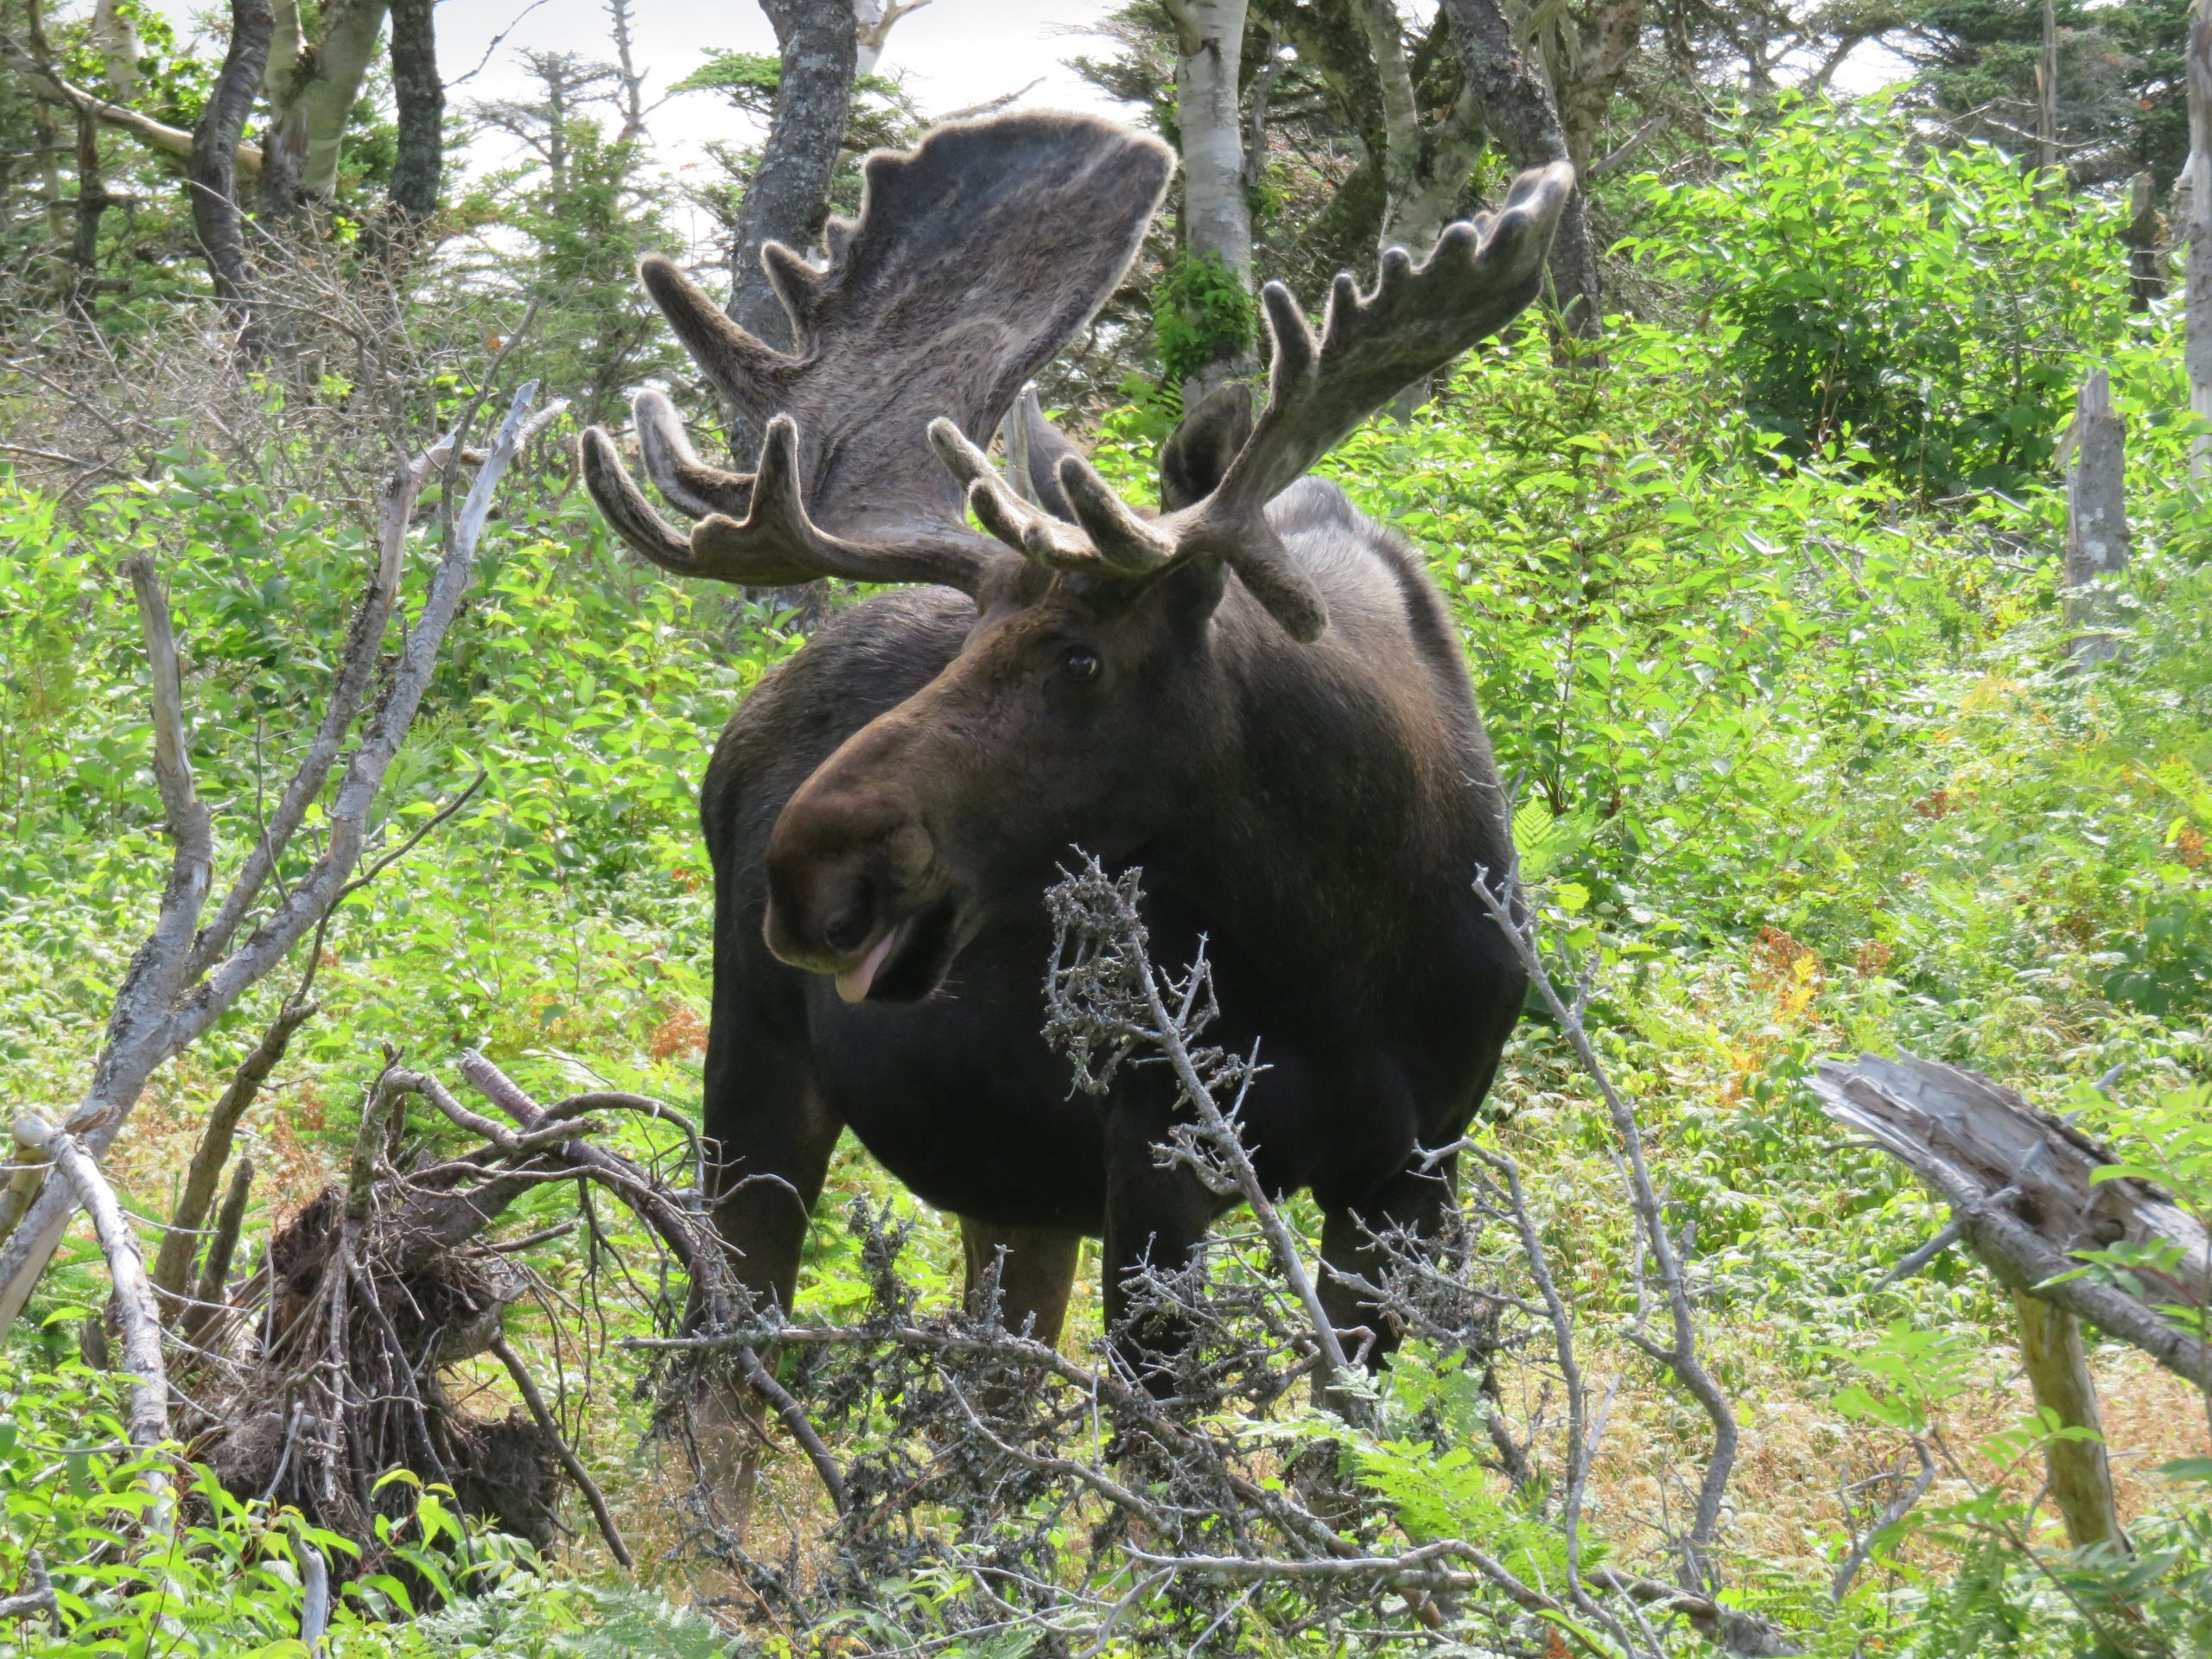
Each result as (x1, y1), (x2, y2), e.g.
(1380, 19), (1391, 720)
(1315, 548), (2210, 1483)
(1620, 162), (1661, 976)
(762, 791), (935, 980)
(820, 877), (880, 957)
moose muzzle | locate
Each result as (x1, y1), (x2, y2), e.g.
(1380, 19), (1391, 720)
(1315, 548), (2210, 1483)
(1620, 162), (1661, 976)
(763, 785), (942, 1004)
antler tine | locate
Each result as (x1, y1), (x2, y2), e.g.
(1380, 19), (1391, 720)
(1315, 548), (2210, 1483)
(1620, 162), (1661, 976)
(760, 241), (828, 343)
(579, 426), (712, 571)
(1054, 454), (1175, 574)
(1217, 160), (1576, 518)
(927, 418), (1098, 569)
(689, 416), (996, 592)
(636, 255), (792, 428)
(1016, 385), (1082, 518)
(633, 391), (753, 521)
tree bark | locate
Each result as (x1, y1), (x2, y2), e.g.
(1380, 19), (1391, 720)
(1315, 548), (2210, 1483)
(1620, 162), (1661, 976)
(1553, 0), (1645, 178)
(1354, 0), (1485, 258)
(89, 0), (141, 99)
(2012, 1293), (2127, 1554)
(1168, 0), (1255, 402)
(2035, 0), (2058, 190)
(260, 0), (390, 221)
(726, 0), (856, 353)
(1440, 0), (1601, 339)
(853, 0), (926, 79)
(2063, 367), (2128, 664)
(385, 0), (442, 229)
(192, 0), (274, 347)
(2124, 172), (2164, 310)
(149, 999), (312, 1317)
(67, 103), (109, 322)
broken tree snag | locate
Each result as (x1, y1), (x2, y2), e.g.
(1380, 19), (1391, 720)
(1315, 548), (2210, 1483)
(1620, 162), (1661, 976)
(2012, 1291), (2126, 1552)
(1808, 1054), (2212, 1394)
(152, 997), (313, 1317)
(2062, 367), (2129, 665)
(12, 1113), (172, 1521)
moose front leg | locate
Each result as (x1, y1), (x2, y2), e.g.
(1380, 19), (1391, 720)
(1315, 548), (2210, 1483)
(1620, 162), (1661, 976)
(958, 1219), (1083, 1345)
(695, 1002), (840, 1530)
(1317, 1152), (1459, 1377)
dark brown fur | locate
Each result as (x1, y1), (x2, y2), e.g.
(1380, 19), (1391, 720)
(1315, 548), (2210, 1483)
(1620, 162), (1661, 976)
(575, 113), (1572, 1374)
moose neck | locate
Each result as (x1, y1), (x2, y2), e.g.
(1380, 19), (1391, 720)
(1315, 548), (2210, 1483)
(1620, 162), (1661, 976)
(1138, 575), (1505, 1025)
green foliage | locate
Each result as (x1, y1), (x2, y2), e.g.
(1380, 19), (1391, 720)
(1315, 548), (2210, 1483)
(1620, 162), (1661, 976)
(461, 118), (685, 424)
(1151, 251), (1256, 388)
(671, 48), (784, 113)
(4, 87), (2209, 1659)
(1627, 95), (2131, 495)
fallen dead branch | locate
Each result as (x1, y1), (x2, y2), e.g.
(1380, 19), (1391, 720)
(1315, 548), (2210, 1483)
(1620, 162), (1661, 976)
(1810, 1054), (2210, 1389)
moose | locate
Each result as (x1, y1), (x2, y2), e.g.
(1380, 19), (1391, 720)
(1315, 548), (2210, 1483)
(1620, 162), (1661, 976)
(581, 112), (1567, 1378)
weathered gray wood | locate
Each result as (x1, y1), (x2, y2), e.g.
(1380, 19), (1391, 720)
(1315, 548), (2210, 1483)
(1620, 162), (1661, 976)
(1809, 1054), (2211, 1391)
(2012, 1292), (2126, 1552)
(2125, 173), (2165, 310)
(2035, 0), (2058, 190)
(2063, 368), (2129, 664)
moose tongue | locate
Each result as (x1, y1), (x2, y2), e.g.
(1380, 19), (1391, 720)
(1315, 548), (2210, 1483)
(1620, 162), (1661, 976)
(836, 929), (899, 1004)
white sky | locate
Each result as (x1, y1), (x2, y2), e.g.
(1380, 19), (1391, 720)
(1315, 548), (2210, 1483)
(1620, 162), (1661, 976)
(152, 0), (1130, 177)
(143, 0), (1910, 194)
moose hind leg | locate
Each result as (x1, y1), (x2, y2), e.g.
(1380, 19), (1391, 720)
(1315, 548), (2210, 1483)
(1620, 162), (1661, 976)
(1318, 1152), (1459, 1375)
(959, 1219), (1083, 1346)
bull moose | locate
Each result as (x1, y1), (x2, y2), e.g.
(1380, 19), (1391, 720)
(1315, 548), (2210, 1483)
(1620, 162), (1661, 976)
(579, 112), (1566, 1374)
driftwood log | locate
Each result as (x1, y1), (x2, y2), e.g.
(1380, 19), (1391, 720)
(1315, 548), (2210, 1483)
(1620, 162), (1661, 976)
(1810, 1053), (2210, 1550)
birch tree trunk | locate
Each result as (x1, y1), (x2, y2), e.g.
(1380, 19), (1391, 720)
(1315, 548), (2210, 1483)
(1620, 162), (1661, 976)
(2035, 0), (2058, 194)
(853, 0), (927, 79)
(260, 0), (391, 221)
(1167, 0), (1254, 403)
(1353, 0), (1485, 259)
(89, 0), (141, 99)
(2189, 6), (2212, 480)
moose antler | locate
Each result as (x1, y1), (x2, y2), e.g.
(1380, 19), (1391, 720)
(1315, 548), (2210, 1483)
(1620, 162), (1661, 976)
(931, 161), (1578, 640)
(581, 113), (1174, 594)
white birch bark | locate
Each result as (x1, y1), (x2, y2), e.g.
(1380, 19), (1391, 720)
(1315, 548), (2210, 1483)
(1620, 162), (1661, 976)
(1167, 0), (1254, 400)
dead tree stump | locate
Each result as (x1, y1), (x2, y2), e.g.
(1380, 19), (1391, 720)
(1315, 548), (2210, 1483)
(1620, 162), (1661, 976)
(2062, 367), (2128, 665)
(1810, 1054), (2212, 1549)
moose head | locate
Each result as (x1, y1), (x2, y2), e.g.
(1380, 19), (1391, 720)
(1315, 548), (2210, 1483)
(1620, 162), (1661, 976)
(582, 113), (1571, 1005)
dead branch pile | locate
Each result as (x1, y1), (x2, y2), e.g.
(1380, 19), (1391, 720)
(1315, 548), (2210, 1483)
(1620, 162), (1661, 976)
(171, 1052), (723, 1564)
(633, 859), (1783, 1657)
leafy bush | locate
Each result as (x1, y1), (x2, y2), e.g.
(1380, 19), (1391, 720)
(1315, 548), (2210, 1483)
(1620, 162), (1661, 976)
(1152, 250), (1257, 388)
(1627, 94), (2132, 495)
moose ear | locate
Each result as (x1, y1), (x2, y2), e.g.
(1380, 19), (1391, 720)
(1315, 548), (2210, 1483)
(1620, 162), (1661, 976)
(1159, 383), (1255, 512)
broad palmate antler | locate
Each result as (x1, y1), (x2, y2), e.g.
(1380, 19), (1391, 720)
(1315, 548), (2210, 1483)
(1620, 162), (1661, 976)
(581, 113), (1173, 591)
(931, 161), (1575, 640)
(582, 112), (1573, 642)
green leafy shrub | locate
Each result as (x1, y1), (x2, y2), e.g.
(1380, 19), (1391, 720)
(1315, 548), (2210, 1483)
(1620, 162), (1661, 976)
(1152, 250), (1257, 388)
(1627, 94), (2131, 495)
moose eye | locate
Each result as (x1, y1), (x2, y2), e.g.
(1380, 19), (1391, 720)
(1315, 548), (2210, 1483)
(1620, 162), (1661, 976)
(1059, 646), (1102, 683)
